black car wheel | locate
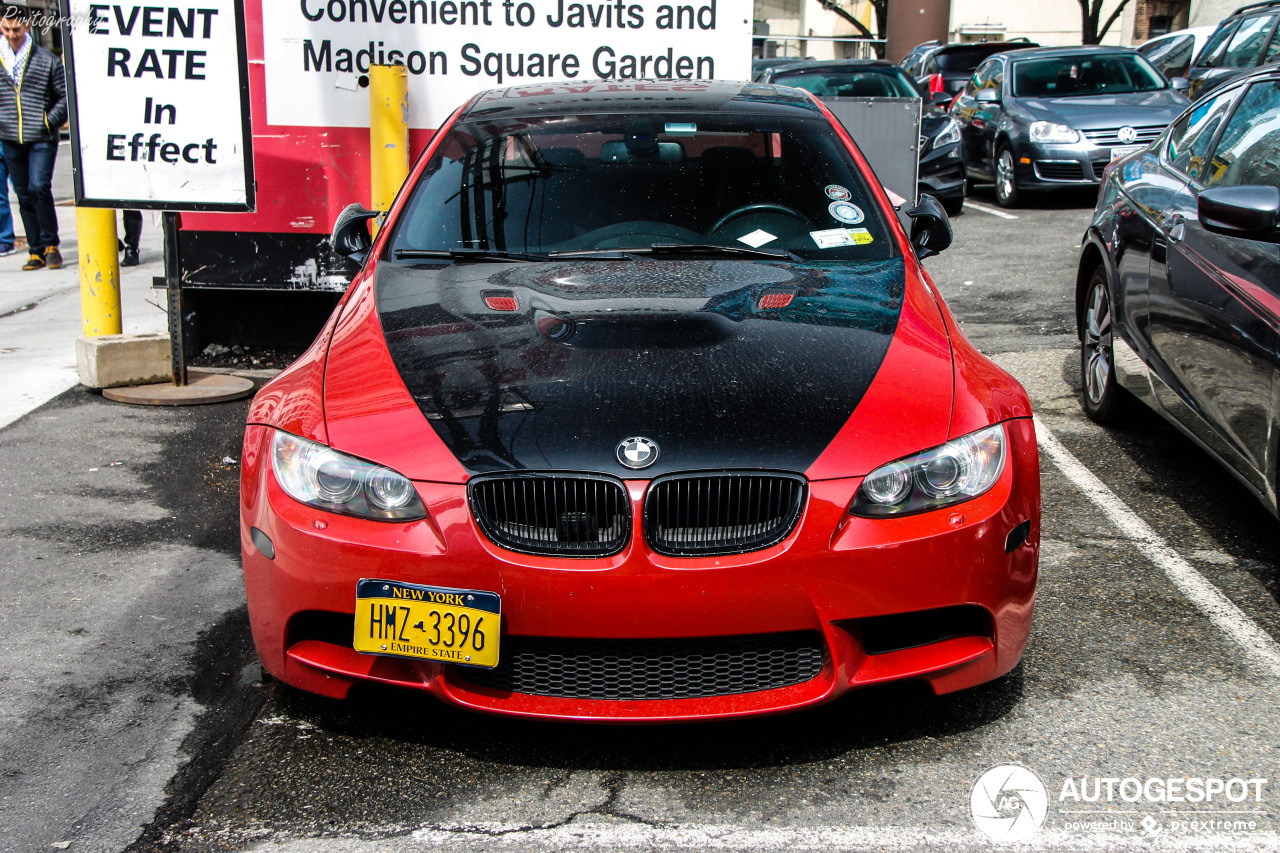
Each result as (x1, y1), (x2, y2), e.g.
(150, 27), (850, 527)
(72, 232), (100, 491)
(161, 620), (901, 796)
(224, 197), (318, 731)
(994, 145), (1021, 208)
(1080, 266), (1129, 424)
(941, 193), (964, 216)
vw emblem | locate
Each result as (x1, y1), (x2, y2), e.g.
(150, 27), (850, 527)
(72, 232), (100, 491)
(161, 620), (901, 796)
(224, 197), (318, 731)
(1117, 126), (1137, 144)
(617, 437), (659, 469)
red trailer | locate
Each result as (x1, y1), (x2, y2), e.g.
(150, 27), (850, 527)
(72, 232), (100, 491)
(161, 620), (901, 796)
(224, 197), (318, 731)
(171, 0), (751, 355)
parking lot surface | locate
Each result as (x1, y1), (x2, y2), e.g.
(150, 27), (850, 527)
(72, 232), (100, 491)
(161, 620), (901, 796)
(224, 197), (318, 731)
(3, 188), (1279, 853)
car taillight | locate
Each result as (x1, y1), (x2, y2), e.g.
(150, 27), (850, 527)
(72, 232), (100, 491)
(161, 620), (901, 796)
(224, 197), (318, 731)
(928, 73), (944, 95)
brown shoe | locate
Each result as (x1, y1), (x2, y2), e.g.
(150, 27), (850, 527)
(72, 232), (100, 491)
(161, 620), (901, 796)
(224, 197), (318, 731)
(22, 252), (44, 271)
(44, 246), (62, 269)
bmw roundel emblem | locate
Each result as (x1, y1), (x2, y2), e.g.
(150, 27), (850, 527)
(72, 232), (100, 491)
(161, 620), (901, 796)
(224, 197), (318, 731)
(1117, 126), (1138, 144)
(617, 437), (659, 469)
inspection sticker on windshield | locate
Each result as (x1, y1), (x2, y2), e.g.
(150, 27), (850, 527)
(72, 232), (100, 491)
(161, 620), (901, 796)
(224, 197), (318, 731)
(738, 229), (777, 248)
(828, 201), (864, 225)
(811, 228), (874, 248)
(824, 184), (852, 201)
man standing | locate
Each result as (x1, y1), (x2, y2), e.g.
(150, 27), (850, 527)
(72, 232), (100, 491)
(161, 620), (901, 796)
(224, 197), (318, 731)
(0, 6), (66, 270)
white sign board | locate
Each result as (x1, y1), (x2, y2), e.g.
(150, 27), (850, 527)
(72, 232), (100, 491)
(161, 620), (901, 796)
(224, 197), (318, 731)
(62, 0), (255, 210)
(260, 0), (753, 129)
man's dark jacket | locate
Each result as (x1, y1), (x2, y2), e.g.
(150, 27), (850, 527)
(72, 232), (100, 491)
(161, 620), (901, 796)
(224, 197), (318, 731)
(0, 44), (68, 144)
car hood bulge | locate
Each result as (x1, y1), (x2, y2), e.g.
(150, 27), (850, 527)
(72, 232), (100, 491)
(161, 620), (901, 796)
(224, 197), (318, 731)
(1016, 89), (1186, 129)
(373, 258), (907, 478)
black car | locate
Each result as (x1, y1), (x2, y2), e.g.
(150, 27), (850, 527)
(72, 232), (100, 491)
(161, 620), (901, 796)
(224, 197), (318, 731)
(904, 40), (1039, 100)
(752, 57), (809, 81)
(1184, 1), (1280, 99)
(950, 46), (1188, 207)
(1076, 65), (1280, 513)
(899, 39), (942, 76)
(757, 60), (966, 213)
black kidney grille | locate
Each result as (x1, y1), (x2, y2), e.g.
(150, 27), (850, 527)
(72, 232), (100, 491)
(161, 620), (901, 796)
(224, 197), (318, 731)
(456, 632), (825, 700)
(644, 473), (807, 556)
(469, 475), (630, 557)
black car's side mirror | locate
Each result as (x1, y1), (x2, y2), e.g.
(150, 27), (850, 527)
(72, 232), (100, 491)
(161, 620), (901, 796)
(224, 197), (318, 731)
(974, 89), (1001, 105)
(906, 194), (953, 259)
(930, 91), (953, 107)
(1199, 185), (1280, 242)
(330, 203), (379, 263)
(1170, 76), (1191, 93)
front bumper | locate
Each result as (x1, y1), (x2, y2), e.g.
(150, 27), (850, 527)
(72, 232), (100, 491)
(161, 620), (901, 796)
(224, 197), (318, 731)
(1013, 139), (1138, 191)
(919, 142), (966, 201)
(240, 419), (1040, 722)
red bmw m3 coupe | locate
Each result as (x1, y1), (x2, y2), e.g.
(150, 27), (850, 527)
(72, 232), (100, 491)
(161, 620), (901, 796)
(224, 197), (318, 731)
(240, 80), (1040, 722)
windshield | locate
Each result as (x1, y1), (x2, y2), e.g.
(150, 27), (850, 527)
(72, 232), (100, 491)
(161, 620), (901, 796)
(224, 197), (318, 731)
(771, 67), (923, 98)
(388, 112), (896, 262)
(1011, 54), (1167, 97)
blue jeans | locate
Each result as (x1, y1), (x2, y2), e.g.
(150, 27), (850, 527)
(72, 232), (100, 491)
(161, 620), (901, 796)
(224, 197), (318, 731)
(0, 148), (13, 249)
(1, 139), (58, 253)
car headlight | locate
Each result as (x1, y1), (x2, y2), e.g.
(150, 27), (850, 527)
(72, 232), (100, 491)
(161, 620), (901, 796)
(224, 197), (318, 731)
(850, 424), (1007, 517)
(271, 430), (427, 521)
(933, 118), (961, 147)
(1029, 121), (1080, 143)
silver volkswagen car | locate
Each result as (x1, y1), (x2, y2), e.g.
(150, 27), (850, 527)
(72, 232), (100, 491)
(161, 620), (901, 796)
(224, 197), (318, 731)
(951, 46), (1189, 207)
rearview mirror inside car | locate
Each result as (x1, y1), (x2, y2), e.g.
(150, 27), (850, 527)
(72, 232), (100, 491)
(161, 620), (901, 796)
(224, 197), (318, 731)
(330, 203), (379, 263)
(906, 194), (953, 259)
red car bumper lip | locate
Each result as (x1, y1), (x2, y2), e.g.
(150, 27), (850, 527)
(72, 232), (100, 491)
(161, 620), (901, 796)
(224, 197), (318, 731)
(242, 419), (1039, 721)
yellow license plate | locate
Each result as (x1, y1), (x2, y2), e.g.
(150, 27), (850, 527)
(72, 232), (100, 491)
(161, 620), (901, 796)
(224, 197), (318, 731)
(354, 579), (501, 668)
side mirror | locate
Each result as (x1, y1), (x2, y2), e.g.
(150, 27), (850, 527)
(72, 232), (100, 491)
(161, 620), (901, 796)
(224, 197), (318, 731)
(906, 194), (953, 259)
(330, 203), (379, 263)
(1170, 76), (1190, 93)
(1198, 185), (1280, 242)
(930, 91), (953, 107)
(974, 89), (1001, 105)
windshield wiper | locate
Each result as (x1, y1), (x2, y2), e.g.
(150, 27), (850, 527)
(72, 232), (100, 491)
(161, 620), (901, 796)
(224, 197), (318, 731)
(546, 249), (644, 260)
(646, 243), (803, 261)
(394, 248), (546, 262)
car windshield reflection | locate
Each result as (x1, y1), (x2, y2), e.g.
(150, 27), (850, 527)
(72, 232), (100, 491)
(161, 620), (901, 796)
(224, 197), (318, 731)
(1013, 54), (1168, 98)
(388, 112), (896, 263)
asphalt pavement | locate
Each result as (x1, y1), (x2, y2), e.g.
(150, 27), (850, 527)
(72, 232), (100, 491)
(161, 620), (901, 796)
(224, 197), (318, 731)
(2, 185), (1280, 853)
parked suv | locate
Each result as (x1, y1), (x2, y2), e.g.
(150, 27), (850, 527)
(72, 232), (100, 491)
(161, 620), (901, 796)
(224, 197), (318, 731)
(1138, 26), (1215, 78)
(904, 40), (1039, 100)
(1185, 2), (1280, 97)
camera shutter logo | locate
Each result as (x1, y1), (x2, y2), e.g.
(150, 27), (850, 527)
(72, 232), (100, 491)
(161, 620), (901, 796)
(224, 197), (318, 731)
(971, 764), (1048, 842)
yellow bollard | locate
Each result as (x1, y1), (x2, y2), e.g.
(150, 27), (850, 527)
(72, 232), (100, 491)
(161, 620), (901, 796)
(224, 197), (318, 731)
(77, 207), (122, 337)
(369, 64), (409, 229)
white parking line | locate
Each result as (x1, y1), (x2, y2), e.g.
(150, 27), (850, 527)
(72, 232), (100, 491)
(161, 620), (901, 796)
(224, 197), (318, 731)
(406, 821), (1280, 850)
(1035, 416), (1280, 679)
(963, 200), (1019, 220)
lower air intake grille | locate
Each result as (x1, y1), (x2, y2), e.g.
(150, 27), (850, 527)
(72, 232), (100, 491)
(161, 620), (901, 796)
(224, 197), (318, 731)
(456, 632), (825, 700)
(644, 472), (807, 556)
(469, 474), (630, 557)
(1034, 160), (1085, 182)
